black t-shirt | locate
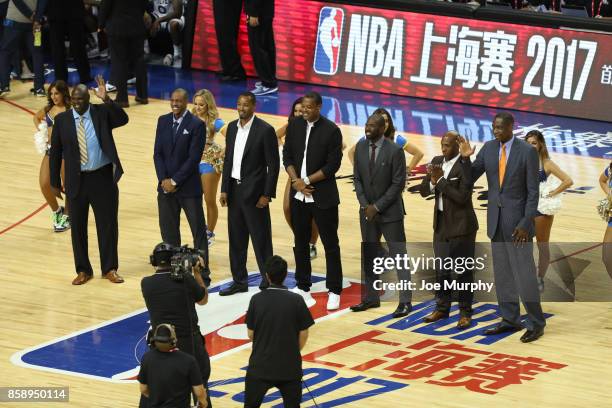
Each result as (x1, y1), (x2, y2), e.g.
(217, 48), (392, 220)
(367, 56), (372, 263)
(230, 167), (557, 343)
(245, 285), (315, 381)
(141, 271), (206, 338)
(138, 348), (202, 408)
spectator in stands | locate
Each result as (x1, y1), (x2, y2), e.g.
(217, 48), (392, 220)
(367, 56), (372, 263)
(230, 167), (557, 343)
(46, 0), (92, 85)
(144, 0), (185, 68)
(213, 0), (246, 81)
(246, 0), (277, 96)
(0, 0), (45, 96)
(99, 0), (149, 107)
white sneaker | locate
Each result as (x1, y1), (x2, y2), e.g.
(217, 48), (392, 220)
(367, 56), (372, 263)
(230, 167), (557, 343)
(173, 55), (182, 68)
(252, 86), (278, 96)
(163, 54), (173, 66)
(327, 292), (340, 310)
(127, 77), (136, 85)
(291, 287), (315, 307)
(95, 83), (116, 93)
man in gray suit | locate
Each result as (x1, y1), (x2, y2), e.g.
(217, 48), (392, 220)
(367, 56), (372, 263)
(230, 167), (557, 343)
(459, 112), (545, 343)
(350, 113), (412, 318)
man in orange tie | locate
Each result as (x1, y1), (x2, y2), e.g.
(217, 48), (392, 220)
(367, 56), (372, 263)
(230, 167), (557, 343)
(458, 112), (544, 343)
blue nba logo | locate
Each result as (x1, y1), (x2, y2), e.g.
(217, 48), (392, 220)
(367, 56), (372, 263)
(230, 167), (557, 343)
(313, 7), (345, 75)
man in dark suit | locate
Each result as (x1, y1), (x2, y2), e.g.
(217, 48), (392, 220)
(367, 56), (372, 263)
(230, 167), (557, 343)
(459, 112), (545, 343)
(420, 131), (478, 329)
(219, 92), (279, 296)
(49, 76), (127, 285)
(46, 0), (92, 85)
(283, 91), (343, 311)
(213, 0), (246, 81)
(154, 89), (210, 284)
(350, 113), (412, 318)
(246, 0), (277, 96)
(99, 0), (149, 107)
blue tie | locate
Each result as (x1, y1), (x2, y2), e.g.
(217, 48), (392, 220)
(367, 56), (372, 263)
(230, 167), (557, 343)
(172, 120), (179, 144)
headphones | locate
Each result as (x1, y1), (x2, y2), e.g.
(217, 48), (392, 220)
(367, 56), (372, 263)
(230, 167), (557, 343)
(149, 323), (178, 348)
(149, 242), (175, 267)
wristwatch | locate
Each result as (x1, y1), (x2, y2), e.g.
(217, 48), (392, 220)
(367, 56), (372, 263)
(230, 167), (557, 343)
(303, 177), (310, 185)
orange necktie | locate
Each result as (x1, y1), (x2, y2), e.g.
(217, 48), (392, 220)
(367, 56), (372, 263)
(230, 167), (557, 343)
(499, 144), (507, 186)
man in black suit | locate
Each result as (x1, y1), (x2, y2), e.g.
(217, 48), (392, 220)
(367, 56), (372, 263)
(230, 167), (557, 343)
(154, 88), (210, 285)
(49, 76), (128, 285)
(283, 91), (344, 311)
(350, 114), (412, 318)
(99, 0), (149, 107)
(420, 131), (479, 329)
(213, 0), (246, 81)
(246, 0), (277, 96)
(46, 0), (92, 84)
(219, 92), (279, 296)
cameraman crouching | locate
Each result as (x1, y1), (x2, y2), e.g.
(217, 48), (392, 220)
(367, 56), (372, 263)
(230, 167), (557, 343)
(138, 324), (208, 408)
(141, 243), (212, 408)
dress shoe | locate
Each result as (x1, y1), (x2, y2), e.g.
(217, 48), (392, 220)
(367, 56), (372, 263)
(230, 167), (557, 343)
(219, 283), (248, 296)
(350, 300), (380, 312)
(72, 272), (92, 285)
(457, 316), (472, 330)
(392, 302), (412, 318)
(114, 99), (129, 108)
(520, 328), (544, 343)
(423, 310), (449, 323)
(135, 96), (149, 105)
(103, 270), (124, 283)
(483, 323), (522, 336)
(220, 75), (245, 82)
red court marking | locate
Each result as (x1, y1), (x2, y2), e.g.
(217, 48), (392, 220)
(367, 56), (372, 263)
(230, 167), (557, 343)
(0, 99), (48, 236)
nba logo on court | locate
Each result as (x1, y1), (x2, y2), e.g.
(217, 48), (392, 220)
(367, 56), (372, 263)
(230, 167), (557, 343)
(313, 7), (345, 75)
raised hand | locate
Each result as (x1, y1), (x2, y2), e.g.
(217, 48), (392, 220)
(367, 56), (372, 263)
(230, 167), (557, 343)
(93, 74), (107, 101)
(457, 136), (475, 158)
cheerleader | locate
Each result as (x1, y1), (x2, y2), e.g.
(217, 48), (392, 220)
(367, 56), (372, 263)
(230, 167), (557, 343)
(525, 130), (573, 291)
(33, 80), (71, 232)
(599, 161), (612, 278)
(192, 89), (227, 246)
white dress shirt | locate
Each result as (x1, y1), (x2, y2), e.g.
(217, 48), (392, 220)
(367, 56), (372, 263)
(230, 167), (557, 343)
(231, 115), (255, 180)
(431, 154), (460, 211)
(294, 120), (317, 203)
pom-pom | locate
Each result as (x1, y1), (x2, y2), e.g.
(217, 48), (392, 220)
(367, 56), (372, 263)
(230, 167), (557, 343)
(34, 122), (48, 154)
(538, 176), (562, 215)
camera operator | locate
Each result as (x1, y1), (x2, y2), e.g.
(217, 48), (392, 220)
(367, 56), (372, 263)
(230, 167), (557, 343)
(141, 243), (212, 408)
(138, 323), (208, 408)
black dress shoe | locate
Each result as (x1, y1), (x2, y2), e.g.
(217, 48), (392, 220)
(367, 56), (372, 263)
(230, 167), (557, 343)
(220, 75), (246, 82)
(219, 283), (248, 296)
(520, 328), (544, 343)
(392, 302), (412, 318)
(483, 323), (522, 336)
(350, 300), (380, 312)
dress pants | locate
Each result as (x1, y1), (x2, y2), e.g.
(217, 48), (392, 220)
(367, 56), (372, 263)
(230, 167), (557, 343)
(247, 17), (276, 88)
(157, 192), (209, 283)
(433, 214), (476, 316)
(49, 18), (91, 83)
(213, 0), (246, 78)
(360, 212), (411, 303)
(491, 214), (546, 331)
(227, 179), (273, 286)
(244, 372), (301, 408)
(108, 34), (148, 103)
(291, 199), (343, 294)
(67, 164), (119, 276)
(0, 22), (43, 90)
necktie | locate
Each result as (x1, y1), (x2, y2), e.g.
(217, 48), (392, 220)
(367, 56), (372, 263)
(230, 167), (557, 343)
(499, 144), (507, 186)
(77, 116), (88, 165)
(369, 143), (377, 173)
(172, 120), (179, 144)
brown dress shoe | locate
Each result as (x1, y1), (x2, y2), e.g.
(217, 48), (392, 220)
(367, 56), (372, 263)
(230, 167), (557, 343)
(114, 100), (129, 108)
(103, 270), (124, 283)
(72, 272), (92, 285)
(457, 316), (472, 329)
(423, 310), (449, 323)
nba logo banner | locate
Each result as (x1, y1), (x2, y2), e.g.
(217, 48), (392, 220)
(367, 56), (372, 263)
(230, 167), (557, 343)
(313, 7), (344, 75)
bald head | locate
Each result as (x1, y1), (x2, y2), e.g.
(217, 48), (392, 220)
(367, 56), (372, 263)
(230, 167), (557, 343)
(441, 130), (460, 160)
(71, 84), (90, 115)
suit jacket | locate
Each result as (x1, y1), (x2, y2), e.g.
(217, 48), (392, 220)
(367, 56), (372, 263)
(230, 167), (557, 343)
(420, 155), (478, 240)
(221, 116), (279, 205)
(282, 116), (343, 209)
(354, 138), (405, 223)
(245, 0), (274, 19)
(463, 137), (539, 239)
(154, 111), (205, 198)
(99, 0), (148, 37)
(50, 101), (128, 199)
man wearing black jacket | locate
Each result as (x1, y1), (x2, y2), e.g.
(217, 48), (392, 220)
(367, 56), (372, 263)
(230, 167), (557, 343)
(419, 131), (478, 329)
(246, 0), (277, 95)
(283, 91), (344, 311)
(99, 0), (149, 107)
